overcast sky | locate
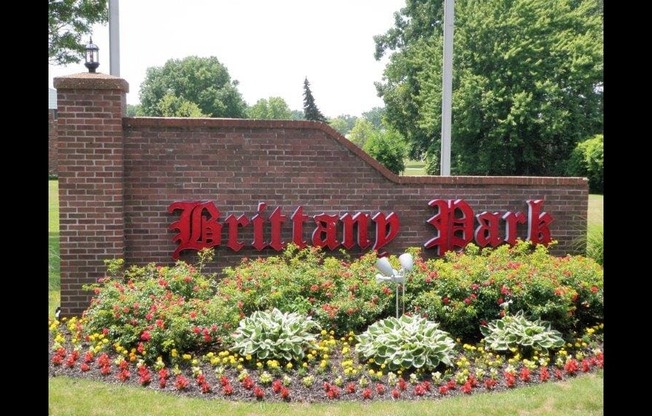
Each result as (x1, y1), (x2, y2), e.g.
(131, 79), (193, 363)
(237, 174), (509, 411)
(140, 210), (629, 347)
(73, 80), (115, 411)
(48, 0), (406, 117)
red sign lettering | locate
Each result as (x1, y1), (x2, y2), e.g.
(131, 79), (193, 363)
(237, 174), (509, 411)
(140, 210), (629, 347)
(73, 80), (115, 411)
(168, 200), (553, 260)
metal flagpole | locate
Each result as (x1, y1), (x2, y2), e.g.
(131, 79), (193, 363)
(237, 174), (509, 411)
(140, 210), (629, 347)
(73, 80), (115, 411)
(440, 0), (454, 176)
(109, 0), (120, 76)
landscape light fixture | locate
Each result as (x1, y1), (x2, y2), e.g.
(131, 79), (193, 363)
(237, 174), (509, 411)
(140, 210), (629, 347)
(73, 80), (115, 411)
(84, 37), (100, 73)
(375, 253), (414, 318)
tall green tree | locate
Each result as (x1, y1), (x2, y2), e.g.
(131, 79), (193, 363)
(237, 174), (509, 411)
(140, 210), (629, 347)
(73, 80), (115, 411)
(375, 0), (603, 176)
(246, 97), (292, 119)
(49, 0), (108, 66)
(302, 77), (327, 122)
(139, 56), (247, 118)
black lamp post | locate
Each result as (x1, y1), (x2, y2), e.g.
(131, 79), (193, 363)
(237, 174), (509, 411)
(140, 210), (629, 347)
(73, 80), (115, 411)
(84, 37), (99, 73)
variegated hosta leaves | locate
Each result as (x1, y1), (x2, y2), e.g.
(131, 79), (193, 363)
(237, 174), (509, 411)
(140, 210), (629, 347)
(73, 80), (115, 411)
(480, 310), (565, 355)
(230, 308), (321, 362)
(355, 315), (457, 372)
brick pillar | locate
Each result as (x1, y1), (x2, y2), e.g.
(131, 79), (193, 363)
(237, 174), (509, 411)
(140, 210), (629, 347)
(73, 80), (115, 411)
(53, 73), (129, 317)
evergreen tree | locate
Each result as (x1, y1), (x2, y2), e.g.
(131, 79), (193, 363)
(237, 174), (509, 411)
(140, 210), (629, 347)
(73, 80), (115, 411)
(302, 77), (327, 122)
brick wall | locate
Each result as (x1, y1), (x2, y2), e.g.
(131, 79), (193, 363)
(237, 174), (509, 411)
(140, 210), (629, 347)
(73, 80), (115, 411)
(54, 74), (589, 317)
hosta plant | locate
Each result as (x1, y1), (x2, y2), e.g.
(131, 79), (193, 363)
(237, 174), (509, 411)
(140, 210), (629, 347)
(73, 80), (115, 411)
(355, 314), (457, 372)
(230, 308), (321, 362)
(480, 310), (565, 357)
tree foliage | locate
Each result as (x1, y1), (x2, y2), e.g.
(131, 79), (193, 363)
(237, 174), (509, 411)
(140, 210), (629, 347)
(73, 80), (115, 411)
(49, 0), (109, 66)
(155, 93), (207, 117)
(348, 119), (376, 149)
(374, 0), (603, 176)
(363, 128), (407, 175)
(567, 134), (603, 194)
(362, 107), (386, 130)
(328, 114), (358, 136)
(138, 56), (247, 118)
(302, 77), (327, 122)
(246, 97), (292, 119)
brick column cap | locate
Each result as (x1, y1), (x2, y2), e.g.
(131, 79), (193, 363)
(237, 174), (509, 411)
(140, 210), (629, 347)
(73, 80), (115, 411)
(53, 72), (129, 93)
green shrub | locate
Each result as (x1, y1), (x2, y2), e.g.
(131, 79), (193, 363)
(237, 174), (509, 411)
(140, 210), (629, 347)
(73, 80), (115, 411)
(407, 241), (603, 341)
(355, 314), (457, 372)
(230, 308), (321, 362)
(79, 240), (603, 365)
(363, 128), (407, 174)
(480, 310), (565, 357)
(566, 134), (603, 194)
(218, 244), (395, 336)
(82, 249), (225, 364)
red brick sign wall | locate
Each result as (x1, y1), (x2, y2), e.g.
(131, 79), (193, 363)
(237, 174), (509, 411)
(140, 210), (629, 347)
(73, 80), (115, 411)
(54, 73), (588, 317)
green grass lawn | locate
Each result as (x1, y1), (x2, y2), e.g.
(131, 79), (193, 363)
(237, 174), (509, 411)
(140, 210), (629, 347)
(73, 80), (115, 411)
(48, 179), (603, 414)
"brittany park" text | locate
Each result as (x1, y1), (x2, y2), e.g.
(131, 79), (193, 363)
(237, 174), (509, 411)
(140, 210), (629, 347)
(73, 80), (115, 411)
(168, 199), (552, 259)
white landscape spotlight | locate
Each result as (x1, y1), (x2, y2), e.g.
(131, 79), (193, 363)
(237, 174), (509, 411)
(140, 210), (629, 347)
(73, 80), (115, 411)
(375, 253), (414, 318)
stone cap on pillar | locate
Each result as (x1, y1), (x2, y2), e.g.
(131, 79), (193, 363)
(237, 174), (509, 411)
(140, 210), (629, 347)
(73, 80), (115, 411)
(53, 72), (129, 93)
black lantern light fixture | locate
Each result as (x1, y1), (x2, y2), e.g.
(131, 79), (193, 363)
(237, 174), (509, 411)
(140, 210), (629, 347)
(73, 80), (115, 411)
(84, 37), (99, 73)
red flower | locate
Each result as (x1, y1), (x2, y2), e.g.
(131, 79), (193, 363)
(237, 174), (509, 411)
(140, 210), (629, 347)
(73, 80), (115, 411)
(241, 376), (255, 390)
(280, 386), (290, 400)
(414, 384), (426, 396)
(461, 381), (472, 394)
(538, 367), (550, 382)
(272, 379), (283, 393)
(326, 386), (340, 399)
(391, 388), (401, 399)
(200, 382), (212, 394)
(362, 388), (373, 399)
(519, 367), (531, 382)
(484, 378), (497, 390)
(80, 363), (90, 372)
(504, 372), (516, 388)
(375, 383), (386, 395)
(564, 359), (579, 375)
(254, 386), (265, 399)
(174, 374), (190, 390)
(117, 369), (131, 382)
(438, 385), (449, 395)
(345, 382), (356, 394)
(397, 377), (408, 391)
